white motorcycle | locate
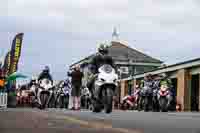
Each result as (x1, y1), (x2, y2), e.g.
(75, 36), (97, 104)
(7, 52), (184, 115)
(55, 81), (71, 109)
(92, 64), (118, 113)
(37, 79), (54, 109)
(81, 87), (92, 110)
(29, 84), (39, 108)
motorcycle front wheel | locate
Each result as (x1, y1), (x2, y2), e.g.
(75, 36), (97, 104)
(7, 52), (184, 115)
(40, 93), (49, 109)
(92, 100), (102, 113)
(144, 96), (152, 112)
(102, 88), (114, 114)
(159, 97), (168, 112)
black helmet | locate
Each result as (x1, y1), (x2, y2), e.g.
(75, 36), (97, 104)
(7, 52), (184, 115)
(98, 43), (109, 55)
(43, 66), (50, 73)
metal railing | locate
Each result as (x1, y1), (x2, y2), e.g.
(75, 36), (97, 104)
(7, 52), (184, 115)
(0, 93), (7, 108)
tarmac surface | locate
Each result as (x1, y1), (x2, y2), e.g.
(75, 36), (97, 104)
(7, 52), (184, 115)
(0, 108), (200, 133)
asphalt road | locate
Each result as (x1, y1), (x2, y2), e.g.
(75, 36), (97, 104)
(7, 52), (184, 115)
(0, 108), (200, 133)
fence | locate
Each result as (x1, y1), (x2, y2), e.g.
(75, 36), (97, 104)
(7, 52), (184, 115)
(0, 93), (7, 108)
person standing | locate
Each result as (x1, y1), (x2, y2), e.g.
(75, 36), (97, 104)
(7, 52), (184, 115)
(0, 62), (6, 91)
(68, 65), (84, 110)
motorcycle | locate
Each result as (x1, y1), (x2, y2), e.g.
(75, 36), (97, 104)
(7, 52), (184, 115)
(37, 79), (54, 109)
(121, 89), (140, 110)
(81, 87), (92, 110)
(92, 64), (118, 114)
(152, 80), (160, 112)
(55, 81), (70, 109)
(29, 83), (39, 108)
(157, 84), (172, 112)
(139, 85), (153, 112)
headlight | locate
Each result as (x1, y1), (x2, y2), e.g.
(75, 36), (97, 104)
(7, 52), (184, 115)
(113, 79), (117, 82)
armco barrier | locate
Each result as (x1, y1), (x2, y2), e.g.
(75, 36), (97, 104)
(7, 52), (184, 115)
(0, 93), (7, 108)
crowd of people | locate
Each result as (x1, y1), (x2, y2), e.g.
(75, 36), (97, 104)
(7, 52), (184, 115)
(18, 43), (114, 110)
(121, 73), (176, 112)
(2, 42), (176, 112)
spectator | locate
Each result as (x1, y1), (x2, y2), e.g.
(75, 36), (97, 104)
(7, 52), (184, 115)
(0, 67), (5, 91)
(68, 65), (84, 110)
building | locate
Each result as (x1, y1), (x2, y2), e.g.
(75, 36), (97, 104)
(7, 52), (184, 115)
(121, 58), (200, 111)
(70, 41), (163, 78)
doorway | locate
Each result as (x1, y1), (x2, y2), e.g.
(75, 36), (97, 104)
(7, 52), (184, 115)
(191, 74), (199, 111)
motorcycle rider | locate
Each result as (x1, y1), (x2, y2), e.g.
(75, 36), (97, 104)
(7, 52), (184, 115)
(28, 76), (38, 97)
(143, 74), (154, 92)
(28, 76), (38, 88)
(159, 73), (172, 89)
(132, 84), (140, 103)
(38, 66), (53, 84)
(87, 43), (115, 93)
(158, 73), (173, 109)
(139, 74), (154, 111)
(152, 75), (161, 112)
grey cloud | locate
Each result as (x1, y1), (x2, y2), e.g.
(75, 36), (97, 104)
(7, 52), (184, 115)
(1, 0), (200, 79)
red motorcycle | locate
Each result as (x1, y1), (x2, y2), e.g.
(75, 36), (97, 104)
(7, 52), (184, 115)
(121, 89), (140, 110)
(157, 84), (172, 112)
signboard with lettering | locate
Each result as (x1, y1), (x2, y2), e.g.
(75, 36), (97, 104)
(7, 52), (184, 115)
(9, 33), (24, 75)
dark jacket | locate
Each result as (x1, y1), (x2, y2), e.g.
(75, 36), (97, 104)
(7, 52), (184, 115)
(38, 71), (53, 83)
(90, 53), (115, 74)
(68, 70), (83, 87)
(28, 80), (37, 88)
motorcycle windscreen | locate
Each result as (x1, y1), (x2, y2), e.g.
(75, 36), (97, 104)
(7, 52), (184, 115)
(100, 64), (113, 74)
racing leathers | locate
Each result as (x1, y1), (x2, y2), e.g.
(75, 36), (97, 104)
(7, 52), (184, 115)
(87, 53), (115, 92)
(38, 71), (53, 85)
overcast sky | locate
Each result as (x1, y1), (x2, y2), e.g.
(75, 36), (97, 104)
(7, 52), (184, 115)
(1, 0), (200, 80)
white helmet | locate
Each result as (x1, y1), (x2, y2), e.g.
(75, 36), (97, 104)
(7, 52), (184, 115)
(31, 76), (37, 83)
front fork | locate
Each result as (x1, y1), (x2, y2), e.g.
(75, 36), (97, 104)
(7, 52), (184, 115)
(37, 89), (53, 106)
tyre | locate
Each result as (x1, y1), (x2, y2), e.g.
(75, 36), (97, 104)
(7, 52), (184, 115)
(137, 97), (143, 111)
(103, 88), (113, 114)
(81, 96), (85, 108)
(55, 95), (63, 108)
(152, 96), (159, 112)
(64, 95), (69, 109)
(159, 97), (168, 112)
(40, 93), (49, 109)
(92, 100), (102, 113)
(48, 94), (55, 108)
(144, 96), (149, 112)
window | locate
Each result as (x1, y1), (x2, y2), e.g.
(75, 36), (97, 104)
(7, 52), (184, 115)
(120, 67), (129, 74)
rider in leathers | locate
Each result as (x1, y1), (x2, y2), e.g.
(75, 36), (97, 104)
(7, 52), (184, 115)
(38, 66), (53, 84)
(28, 76), (38, 98)
(158, 73), (173, 108)
(87, 43), (115, 96)
(139, 74), (154, 111)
